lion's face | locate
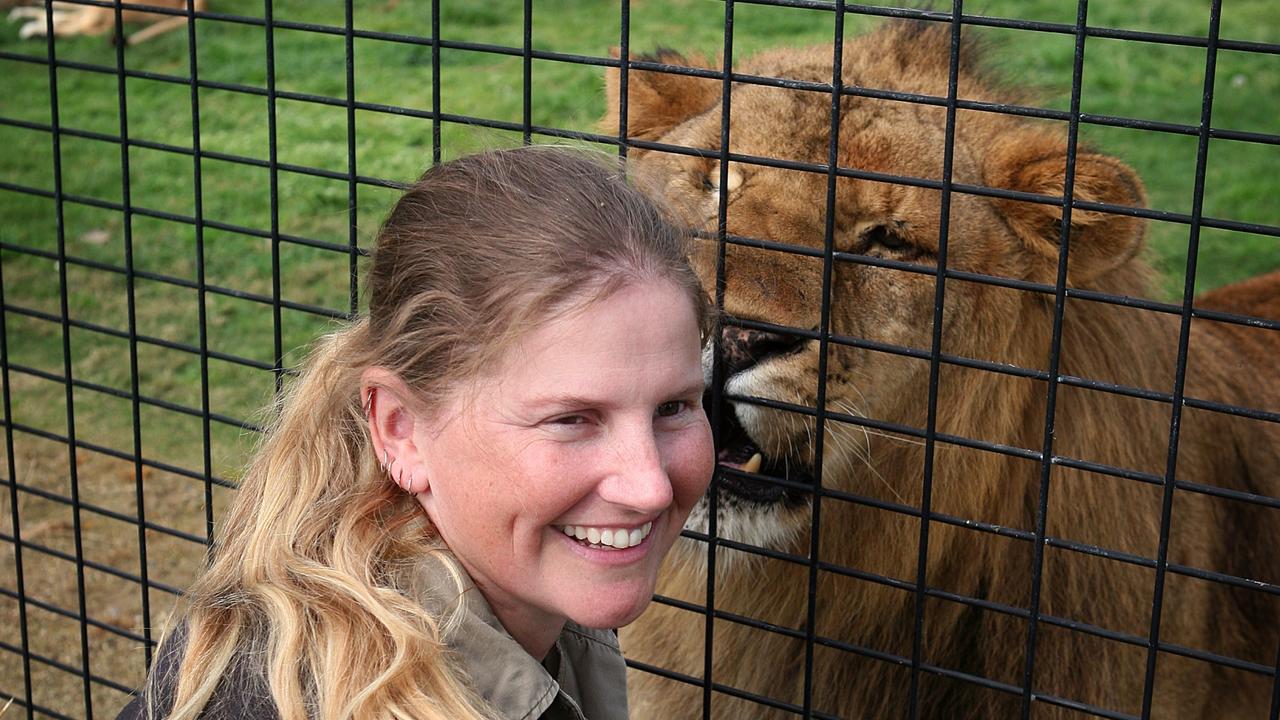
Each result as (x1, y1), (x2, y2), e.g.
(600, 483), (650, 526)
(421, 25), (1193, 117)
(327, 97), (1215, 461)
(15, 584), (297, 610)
(639, 83), (1013, 551)
(606, 29), (1147, 555)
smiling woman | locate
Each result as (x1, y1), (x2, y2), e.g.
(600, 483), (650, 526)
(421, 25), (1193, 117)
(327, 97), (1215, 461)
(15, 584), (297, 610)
(114, 146), (714, 720)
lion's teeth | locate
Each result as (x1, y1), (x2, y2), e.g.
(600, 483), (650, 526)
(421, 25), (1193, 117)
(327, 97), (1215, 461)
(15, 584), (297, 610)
(742, 452), (763, 475)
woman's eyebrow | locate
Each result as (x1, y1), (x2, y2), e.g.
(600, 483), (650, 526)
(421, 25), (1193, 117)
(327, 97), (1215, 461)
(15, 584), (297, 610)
(524, 380), (705, 411)
(524, 393), (601, 410)
(670, 379), (709, 398)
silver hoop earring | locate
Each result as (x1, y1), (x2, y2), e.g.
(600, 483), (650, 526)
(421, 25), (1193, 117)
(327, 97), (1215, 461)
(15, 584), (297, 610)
(381, 449), (390, 472)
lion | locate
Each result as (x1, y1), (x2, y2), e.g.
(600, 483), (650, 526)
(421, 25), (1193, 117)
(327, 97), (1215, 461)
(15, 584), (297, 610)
(602, 21), (1280, 719)
(7, 0), (207, 45)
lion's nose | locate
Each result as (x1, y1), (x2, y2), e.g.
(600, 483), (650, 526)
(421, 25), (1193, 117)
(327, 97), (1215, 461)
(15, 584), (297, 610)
(720, 325), (807, 376)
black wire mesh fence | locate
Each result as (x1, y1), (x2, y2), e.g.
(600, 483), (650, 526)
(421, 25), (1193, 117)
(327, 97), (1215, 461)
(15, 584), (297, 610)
(0, 1), (1277, 718)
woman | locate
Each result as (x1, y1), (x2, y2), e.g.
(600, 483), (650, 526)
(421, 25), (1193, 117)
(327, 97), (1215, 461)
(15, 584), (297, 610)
(119, 146), (714, 720)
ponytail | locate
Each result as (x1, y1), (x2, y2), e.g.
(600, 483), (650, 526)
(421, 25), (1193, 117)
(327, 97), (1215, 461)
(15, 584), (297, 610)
(158, 324), (496, 720)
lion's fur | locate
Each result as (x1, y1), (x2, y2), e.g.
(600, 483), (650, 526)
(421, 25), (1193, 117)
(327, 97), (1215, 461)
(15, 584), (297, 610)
(604, 22), (1280, 719)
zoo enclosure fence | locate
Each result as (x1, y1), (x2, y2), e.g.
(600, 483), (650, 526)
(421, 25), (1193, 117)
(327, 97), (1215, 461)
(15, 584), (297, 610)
(0, 1), (1278, 719)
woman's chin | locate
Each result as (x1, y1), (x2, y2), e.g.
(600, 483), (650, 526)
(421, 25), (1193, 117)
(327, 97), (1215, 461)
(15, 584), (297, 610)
(564, 586), (655, 631)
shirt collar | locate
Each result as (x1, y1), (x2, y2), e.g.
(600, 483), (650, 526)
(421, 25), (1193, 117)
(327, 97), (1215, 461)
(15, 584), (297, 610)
(409, 553), (563, 720)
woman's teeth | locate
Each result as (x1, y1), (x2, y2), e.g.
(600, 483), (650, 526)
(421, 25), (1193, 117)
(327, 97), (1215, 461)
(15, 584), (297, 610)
(560, 521), (653, 549)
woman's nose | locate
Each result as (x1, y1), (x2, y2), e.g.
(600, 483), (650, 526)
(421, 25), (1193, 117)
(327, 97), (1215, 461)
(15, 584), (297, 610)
(598, 426), (673, 511)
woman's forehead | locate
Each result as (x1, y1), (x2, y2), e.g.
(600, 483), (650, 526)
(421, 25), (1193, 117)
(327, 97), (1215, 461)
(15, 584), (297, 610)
(471, 280), (703, 403)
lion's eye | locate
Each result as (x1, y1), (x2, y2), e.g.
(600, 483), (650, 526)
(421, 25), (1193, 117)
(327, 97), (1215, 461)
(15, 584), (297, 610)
(702, 165), (744, 196)
(864, 225), (909, 252)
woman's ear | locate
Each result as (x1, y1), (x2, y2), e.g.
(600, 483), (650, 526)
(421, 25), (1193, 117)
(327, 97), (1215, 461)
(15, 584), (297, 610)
(361, 367), (431, 495)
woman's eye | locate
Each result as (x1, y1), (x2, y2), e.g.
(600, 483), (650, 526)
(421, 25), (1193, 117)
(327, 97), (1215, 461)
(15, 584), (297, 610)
(656, 401), (686, 418)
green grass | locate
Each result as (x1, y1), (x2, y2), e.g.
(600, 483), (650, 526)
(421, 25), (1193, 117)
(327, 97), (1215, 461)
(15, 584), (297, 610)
(0, 1), (1277, 716)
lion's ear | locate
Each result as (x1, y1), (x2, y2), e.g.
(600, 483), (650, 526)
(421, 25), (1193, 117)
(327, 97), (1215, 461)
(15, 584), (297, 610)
(602, 48), (720, 142)
(988, 134), (1148, 285)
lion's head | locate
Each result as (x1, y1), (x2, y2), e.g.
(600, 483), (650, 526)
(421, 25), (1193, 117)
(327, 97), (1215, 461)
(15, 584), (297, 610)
(607, 21), (1149, 560)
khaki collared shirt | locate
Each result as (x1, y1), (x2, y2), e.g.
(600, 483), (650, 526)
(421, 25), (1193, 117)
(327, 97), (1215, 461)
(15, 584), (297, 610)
(412, 556), (630, 720)
(116, 555), (630, 720)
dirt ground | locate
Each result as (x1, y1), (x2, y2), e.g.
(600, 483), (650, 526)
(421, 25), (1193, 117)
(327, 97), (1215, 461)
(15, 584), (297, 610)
(1, 430), (242, 718)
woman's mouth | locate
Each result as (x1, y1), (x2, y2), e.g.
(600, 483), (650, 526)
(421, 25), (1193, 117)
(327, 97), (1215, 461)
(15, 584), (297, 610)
(558, 521), (653, 550)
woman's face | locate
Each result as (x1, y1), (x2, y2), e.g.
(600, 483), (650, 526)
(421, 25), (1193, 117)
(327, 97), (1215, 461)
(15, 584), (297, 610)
(413, 278), (712, 654)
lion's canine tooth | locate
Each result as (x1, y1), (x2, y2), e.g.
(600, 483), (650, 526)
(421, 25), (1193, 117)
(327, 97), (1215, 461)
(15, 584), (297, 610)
(742, 452), (763, 475)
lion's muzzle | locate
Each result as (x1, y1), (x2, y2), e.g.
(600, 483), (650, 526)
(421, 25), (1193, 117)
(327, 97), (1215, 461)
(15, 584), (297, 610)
(706, 323), (813, 506)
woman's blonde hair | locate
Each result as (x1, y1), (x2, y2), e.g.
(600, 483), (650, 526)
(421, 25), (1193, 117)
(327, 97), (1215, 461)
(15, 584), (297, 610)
(152, 146), (710, 720)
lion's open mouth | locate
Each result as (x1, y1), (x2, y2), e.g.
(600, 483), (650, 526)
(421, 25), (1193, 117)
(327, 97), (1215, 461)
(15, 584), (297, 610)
(707, 390), (810, 506)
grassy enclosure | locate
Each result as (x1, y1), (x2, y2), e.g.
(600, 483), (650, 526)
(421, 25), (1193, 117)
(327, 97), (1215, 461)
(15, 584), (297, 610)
(0, 0), (1277, 716)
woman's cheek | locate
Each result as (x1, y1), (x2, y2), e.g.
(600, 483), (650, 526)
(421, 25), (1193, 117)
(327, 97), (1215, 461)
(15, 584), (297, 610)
(536, 445), (605, 498)
(673, 425), (715, 505)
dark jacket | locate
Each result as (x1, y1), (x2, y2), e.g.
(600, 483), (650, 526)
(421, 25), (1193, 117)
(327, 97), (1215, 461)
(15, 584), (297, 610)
(116, 559), (628, 720)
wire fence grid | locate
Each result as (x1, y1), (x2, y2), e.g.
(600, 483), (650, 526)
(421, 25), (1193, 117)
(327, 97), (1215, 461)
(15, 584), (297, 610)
(0, 0), (1278, 718)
